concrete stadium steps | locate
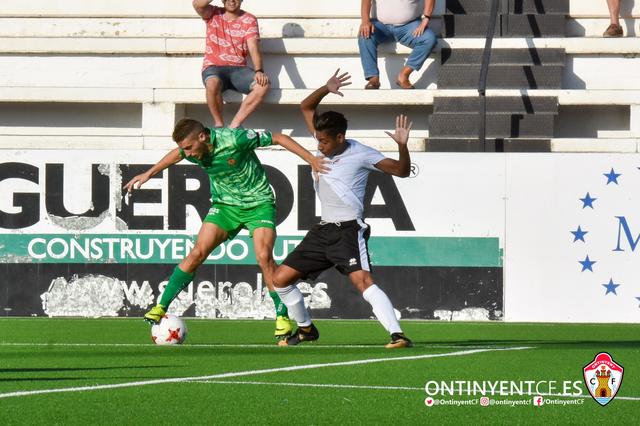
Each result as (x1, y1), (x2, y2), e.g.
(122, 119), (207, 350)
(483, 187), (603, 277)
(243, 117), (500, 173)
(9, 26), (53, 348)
(426, 138), (551, 152)
(443, 14), (566, 37)
(429, 113), (555, 138)
(441, 48), (565, 65)
(1, 17), (638, 39)
(5, 36), (640, 55)
(3, 87), (639, 107)
(1, 0), (639, 153)
(431, 0), (566, 152)
(443, 0), (568, 38)
(438, 64), (564, 89)
(5, 0), (634, 18)
(445, 0), (569, 14)
(433, 96), (558, 114)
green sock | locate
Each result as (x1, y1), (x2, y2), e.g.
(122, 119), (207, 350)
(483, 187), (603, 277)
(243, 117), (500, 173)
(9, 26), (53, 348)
(269, 291), (289, 317)
(159, 266), (195, 308)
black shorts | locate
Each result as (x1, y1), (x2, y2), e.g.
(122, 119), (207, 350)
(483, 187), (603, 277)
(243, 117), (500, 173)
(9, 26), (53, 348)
(283, 219), (372, 280)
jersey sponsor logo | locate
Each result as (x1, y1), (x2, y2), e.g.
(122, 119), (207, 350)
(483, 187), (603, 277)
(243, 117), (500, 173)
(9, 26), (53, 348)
(349, 258), (357, 266)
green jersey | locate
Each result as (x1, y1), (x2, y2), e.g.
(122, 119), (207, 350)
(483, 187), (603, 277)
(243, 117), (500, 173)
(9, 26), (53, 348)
(180, 127), (275, 208)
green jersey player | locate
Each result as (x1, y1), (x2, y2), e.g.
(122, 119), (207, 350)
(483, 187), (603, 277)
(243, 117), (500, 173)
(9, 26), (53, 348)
(124, 118), (326, 341)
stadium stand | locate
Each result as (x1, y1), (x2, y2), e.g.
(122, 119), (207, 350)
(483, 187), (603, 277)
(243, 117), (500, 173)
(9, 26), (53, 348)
(0, 0), (639, 152)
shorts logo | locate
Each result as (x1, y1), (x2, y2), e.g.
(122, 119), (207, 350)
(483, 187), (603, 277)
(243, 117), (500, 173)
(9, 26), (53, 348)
(208, 207), (220, 215)
(259, 220), (274, 224)
(583, 352), (624, 406)
(349, 258), (357, 266)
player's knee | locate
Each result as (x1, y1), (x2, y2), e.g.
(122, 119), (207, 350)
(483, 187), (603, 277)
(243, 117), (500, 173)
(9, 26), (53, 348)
(254, 249), (273, 269)
(188, 245), (209, 264)
(272, 267), (289, 288)
(272, 273), (283, 288)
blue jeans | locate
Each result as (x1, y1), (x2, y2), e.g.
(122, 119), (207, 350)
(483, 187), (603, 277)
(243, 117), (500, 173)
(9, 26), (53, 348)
(358, 18), (437, 79)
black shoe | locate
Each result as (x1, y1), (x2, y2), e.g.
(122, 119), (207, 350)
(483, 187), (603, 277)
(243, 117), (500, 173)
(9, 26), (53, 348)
(278, 323), (320, 346)
(385, 332), (413, 348)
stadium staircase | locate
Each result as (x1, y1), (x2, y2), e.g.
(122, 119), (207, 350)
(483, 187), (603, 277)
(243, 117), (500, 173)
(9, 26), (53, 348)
(428, 0), (567, 152)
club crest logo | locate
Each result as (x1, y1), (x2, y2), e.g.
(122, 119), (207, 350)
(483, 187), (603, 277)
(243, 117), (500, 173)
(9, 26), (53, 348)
(583, 352), (624, 406)
(227, 158), (236, 166)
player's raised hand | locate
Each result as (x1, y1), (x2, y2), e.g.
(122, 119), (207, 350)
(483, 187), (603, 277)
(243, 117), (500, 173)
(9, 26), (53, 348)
(123, 173), (150, 194)
(384, 114), (412, 146)
(326, 69), (352, 97)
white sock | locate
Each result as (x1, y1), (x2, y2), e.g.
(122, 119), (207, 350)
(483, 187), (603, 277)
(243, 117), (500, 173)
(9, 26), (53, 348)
(362, 284), (402, 334)
(275, 285), (312, 327)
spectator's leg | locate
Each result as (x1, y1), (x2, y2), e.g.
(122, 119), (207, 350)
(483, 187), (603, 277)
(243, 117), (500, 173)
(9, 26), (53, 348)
(229, 67), (269, 128)
(358, 20), (393, 89)
(394, 20), (437, 88)
(604, 0), (623, 37)
(608, 0), (620, 25)
(204, 77), (225, 127)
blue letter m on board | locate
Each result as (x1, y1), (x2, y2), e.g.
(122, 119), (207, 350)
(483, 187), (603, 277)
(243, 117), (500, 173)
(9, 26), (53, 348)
(614, 216), (640, 251)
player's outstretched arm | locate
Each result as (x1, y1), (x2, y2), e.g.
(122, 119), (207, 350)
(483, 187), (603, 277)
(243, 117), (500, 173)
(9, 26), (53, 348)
(192, 0), (214, 20)
(272, 133), (329, 176)
(375, 114), (413, 177)
(123, 148), (182, 194)
(300, 69), (352, 135)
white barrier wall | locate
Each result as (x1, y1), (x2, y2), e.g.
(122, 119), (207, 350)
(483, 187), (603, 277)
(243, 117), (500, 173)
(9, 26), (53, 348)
(505, 154), (640, 323)
(1, 150), (638, 322)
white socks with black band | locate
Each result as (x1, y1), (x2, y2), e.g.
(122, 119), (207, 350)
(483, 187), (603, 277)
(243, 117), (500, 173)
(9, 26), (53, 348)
(275, 285), (312, 327)
(362, 284), (402, 334)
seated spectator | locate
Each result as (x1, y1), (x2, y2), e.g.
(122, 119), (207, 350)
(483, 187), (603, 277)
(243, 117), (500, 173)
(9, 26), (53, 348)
(358, 0), (437, 89)
(603, 0), (623, 37)
(193, 0), (269, 127)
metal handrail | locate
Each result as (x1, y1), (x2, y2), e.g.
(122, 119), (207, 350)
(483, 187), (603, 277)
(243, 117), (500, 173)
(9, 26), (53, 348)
(478, 0), (501, 151)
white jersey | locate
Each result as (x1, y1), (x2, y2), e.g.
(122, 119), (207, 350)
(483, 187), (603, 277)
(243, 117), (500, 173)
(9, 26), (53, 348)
(314, 139), (385, 222)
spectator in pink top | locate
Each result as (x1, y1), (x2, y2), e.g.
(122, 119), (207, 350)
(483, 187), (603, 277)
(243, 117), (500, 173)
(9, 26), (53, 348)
(194, 0), (270, 128)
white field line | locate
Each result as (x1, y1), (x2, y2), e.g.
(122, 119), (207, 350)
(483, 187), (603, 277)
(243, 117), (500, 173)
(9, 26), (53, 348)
(196, 380), (423, 391)
(0, 346), (531, 399)
(0, 342), (503, 350)
(195, 380), (640, 401)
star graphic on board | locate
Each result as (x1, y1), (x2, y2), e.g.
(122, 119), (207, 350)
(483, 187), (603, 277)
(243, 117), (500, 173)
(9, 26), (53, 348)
(603, 168), (621, 185)
(579, 255), (596, 272)
(602, 279), (620, 295)
(579, 192), (597, 209)
(571, 226), (588, 242)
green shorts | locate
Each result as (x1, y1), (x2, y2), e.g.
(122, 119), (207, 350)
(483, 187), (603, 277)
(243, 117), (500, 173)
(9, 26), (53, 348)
(203, 203), (276, 240)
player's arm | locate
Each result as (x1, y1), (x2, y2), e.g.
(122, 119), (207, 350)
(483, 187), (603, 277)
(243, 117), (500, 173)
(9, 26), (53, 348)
(192, 0), (214, 20)
(272, 133), (329, 176)
(300, 69), (352, 136)
(123, 148), (182, 193)
(374, 114), (412, 178)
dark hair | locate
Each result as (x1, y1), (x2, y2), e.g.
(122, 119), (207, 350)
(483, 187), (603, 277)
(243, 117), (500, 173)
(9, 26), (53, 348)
(172, 118), (207, 143)
(313, 111), (348, 138)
